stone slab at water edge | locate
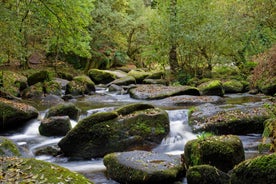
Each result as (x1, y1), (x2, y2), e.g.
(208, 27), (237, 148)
(103, 150), (185, 184)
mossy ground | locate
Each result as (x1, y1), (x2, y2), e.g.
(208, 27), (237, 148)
(0, 157), (93, 184)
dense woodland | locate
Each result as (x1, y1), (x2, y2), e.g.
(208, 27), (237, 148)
(0, 0), (275, 87)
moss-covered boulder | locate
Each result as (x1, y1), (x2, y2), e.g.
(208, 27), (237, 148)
(145, 71), (165, 79)
(108, 76), (136, 86)
(129, 84), (200, 100)
(189, 104), (270, 135)
(0, 157), (93, 183)
(88, 69), (118, 84)
(27, 70), (50, 86)
(258, 77), (276, 95)
(21, 82), (44, 99)
(39, 116), (71, 136)
(223, 80), (244, 93)
(57, 71), (74, 81)
(44, 81), (62, 96)
(65, 75), (95, 96)
(0, 137), (21, 157)
(45, 102), (80, 120)
(184, 135), (245, 172)
(58, 103), (170, 159)
(198, 80), (224, 97)
(128, 69), (150, 83)
(0, 98), (39, 131)
(230, 153), (276, 184)
(263, 118), (276, 152)
(0, 71), (27, 97)
(143, 79), (169, 85)
(104, 150), (184, 184)
(186, 165), (230, 184)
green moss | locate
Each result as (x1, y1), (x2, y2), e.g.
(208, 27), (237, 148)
(0, 157), (93, 183)
(223, 80), (244, 93)
(0, 137), (21, 157)
(184, 135), (245, 172)
(231, 154), (276, 184)
(116, 103), (154, 116)
(187, 165), (230, 184)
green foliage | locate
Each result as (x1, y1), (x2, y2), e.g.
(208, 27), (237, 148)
(196, 132), (214, 140)
(0, 0), (94, 67)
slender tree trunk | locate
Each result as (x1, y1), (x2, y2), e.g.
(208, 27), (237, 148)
(169, 0), (179, 74)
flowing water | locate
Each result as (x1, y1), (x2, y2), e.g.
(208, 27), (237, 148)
(2, 90), (264, 183)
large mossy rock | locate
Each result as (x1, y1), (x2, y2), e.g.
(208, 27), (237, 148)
(88, 69), (118, 84)
(65, 75), (95, 96)
(186, 165), (230, 184)
(198, 80), (224, 97)
(230, 153), (276, 184)
(58, 103), (170, 159)
(21, 82), (44, 99)
(43, 81), (62, 96)
(39, 116), (72, 136)
(45, 102), (80, 120)
(103, 150), (184, 184)
(128, 69), (150, 83)
(27, 70), (50, 86)
(0, 71), (27, 97)
(0, 157), (93, 184)
(223, 79), (245, 93)
(129, 84), (200, 100)
(108, 76), (136, 86)
(184, 135), (245, 172)
(0, 98), (39, 131)
(263, 117), (276, 152)
(0, 137), (22, 157)
(257, 76), (276, 95)
(189, 103), (270, 135)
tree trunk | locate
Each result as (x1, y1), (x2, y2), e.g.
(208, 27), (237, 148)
(169, 0), (179, 73)
(169, 45), (178, 73)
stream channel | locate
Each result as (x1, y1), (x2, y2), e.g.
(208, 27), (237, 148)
(2, 87), (265, 184)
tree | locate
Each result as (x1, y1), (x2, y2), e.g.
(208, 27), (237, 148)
(0, 0), (94, 68)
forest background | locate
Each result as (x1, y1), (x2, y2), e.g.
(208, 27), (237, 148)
(0, 0), (275, 91)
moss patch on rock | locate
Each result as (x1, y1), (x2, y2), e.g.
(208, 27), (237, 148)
(198, 80), (224, 97)
(0, 157), (93, 183)
(186, 165), (230, 184)
(88, 69), (118, 84)
(58, 104), (169, 158)
(0, 98), (39, 131)
(223, 80), (244, 93)
(230, 153), (276, 184)
(45, 102), (81, 120)
(184, 135), (245, 172)
(65, 75), (95, 96)
(189, 105), (270, 135)
(0, 137), (21, 157)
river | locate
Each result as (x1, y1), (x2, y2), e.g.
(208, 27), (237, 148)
(3, 89), (264, 183)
